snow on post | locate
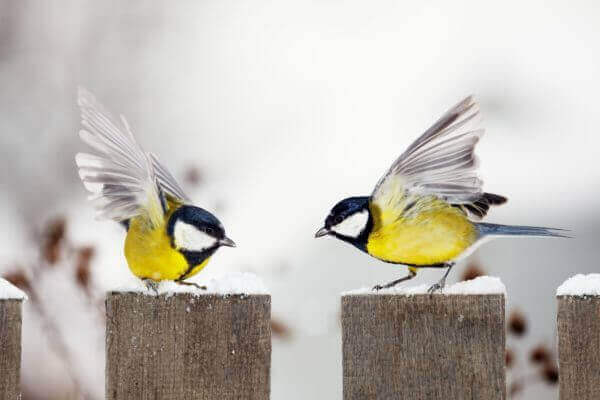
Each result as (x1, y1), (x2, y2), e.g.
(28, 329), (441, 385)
(0, 278), (26, 400)
(557, 274), (600, 400)
(105, 273), (270, 400)
(342, 276), (506, 400)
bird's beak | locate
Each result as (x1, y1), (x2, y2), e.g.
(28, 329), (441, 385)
(314, 227), (329, 238)
(219, 237), (236, 247)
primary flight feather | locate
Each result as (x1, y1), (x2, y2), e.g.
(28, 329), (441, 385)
(76, 88), (235, 290)
(315, 96), (567, 292)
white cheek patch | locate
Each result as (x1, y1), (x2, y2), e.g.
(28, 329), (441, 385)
(331, 210), (369, 238)
(173, 220), (217, 252)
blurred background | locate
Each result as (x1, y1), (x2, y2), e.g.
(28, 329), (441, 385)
(0, 0), (598, 398)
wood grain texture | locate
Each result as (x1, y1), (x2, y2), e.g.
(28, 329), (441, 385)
(106, 293), (271, 400)
(558, 296), (600, 400)
(342, 294), (505, 400)
(0, 300), (23, 400)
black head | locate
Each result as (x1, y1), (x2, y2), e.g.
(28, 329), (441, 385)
(167, 205), (236, 253)
(315, 196), (372, 250)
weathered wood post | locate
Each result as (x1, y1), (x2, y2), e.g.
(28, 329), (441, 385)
(106, 279), (271, 400)
(0, 279), (26, 400)
(342, 277), (506, 400)
(557, 274), (600, 400)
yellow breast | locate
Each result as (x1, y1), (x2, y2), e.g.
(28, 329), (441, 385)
(123, 214), (210, 281)
(366, 199), (477, 265)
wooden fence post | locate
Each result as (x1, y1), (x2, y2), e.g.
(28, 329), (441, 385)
(0, 280), (25, 400)
(342, 292), (506, 400)
(557, 292), (600, 399)
(106, 292), (271, 400)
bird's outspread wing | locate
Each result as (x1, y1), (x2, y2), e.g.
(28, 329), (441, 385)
(148, 152), (190, 206)
(370, 96), (505, 226)
(75, 88), (189, 227)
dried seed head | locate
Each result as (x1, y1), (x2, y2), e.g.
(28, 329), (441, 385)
(508, 310), (527, 336)
(184, 166), (203, 186)
(43, 217), (66, 264)
(75, 246), (95, 291)
(3, 270), (31, 292)
(78, 246), (95, 266)
(542, 361), (559, 384)
(271, 318), (292, 339)
(461, 263), (485, 281)
(75, 265), (90, 290)
(505, 348), (514, 368)
(530, 345), (551, 364)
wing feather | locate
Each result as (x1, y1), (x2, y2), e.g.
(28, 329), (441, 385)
(148, 153), (190, 203)
(371, 96), (505, 221)
(76, 88), (188, 227)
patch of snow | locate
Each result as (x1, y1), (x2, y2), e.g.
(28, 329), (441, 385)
(110, 272), (269, 296)
(203, 272), (269, 295)
(557, 274), (600, 296)
(342, 276), (506, 296)
(0, 278), (27, 300)
(445, 277), (507, 295)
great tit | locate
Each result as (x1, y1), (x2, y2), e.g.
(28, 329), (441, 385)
(316, 96), (567, 292)
(76, 88), (235, 290)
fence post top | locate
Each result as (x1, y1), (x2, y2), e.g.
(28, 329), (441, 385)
(106, 271), (270, 298)
(0, 278), (27, 301)
(557, 273), (600, 298)
(341, 276), (506, 298)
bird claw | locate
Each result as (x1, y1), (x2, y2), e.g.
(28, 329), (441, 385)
(427, 281), (445, 294)
(143, 279), (160, 295)
(177, 281), (207, 291)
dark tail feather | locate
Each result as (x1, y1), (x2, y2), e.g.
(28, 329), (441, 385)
(476, 222), (570, 238)
(482, 193), (508, 205)
(457, 192), (508, 219)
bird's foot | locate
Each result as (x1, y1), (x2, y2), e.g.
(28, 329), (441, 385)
(142, 279), (160, 295)
(372, 271), (418, 292)
(176, 281), (207, 291)
(427, 279), (446, 294)
(427, 262), (453, 293)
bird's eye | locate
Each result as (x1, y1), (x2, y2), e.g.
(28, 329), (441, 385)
(205, 227), (214, 235)
(334, 216), (344, 224)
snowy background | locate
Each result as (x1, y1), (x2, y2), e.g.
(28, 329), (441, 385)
(1, 1), (599, 399)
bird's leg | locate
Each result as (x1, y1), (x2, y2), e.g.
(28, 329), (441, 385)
(142, 278), (160, 295)
(176, 281), (207, 291)
(373, 269), (417, 291)
(427, 263), (455, 294)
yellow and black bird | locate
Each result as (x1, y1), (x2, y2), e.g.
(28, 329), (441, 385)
(315, 96), (567, 292)
(75, 88), (235, 290)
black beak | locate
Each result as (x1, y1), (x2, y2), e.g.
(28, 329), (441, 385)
(314, 227), (329, 238)
(219, 237), (236, 247)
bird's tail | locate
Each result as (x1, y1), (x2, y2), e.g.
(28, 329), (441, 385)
(476, 223), (570, 238)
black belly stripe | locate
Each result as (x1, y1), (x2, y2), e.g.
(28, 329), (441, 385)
(176, 247), (218, 281)
(177, 265), (197, 281)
